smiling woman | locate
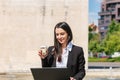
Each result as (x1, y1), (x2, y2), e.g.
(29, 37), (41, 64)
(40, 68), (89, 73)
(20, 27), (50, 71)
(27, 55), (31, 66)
(53, 22), (73, 63)
(38, 22), (86, 80)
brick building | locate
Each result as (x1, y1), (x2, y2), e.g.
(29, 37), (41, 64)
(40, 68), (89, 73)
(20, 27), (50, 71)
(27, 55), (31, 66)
(98, 0), (120, 39)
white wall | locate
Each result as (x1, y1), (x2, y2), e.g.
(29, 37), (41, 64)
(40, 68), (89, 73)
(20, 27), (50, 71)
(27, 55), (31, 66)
(0, 0), (88, 72)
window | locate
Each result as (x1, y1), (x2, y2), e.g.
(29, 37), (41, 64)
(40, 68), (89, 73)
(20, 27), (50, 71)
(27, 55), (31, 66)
(118, 8), (120, 17)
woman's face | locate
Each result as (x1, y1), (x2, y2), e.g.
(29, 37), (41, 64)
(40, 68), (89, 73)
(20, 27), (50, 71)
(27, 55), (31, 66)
(55, 28), (68, 46)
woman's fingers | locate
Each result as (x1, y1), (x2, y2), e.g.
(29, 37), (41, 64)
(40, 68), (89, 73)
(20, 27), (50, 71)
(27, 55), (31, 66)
(38, 50), (48, 59)
(38, 50), (42, 56)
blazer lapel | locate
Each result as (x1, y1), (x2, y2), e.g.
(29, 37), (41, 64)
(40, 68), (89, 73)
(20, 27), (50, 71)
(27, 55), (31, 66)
(67, 45), (75, 67)
(52, 57), (56, 67)
(67, 50), (73, 67)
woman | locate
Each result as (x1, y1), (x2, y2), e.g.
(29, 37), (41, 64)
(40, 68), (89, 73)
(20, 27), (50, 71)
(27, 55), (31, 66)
(38, 22), (86, 80)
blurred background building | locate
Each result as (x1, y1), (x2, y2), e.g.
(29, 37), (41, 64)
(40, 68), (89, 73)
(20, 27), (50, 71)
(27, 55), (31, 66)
(98, 0), (120, 39)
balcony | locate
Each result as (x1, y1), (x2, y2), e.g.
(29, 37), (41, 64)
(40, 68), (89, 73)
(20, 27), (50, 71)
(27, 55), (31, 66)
(99, 11), (112, 16)
(106, 0), (120, 4)
(98, 19), (104, 24)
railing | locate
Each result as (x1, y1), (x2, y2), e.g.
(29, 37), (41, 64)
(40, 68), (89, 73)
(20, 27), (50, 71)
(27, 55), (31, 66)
(98, 11), (113, 15)
(105, 0), (120, 3)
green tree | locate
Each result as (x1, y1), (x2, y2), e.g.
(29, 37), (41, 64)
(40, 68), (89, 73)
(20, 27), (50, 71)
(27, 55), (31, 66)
(88, 25), (100, 54)
(89, 21), (120, 56)
(101, 21), (120, 55)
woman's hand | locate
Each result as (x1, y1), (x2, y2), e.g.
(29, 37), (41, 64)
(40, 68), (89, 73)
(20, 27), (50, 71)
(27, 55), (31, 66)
(70, 77), (76, 80)
(38, 50), (48, 59)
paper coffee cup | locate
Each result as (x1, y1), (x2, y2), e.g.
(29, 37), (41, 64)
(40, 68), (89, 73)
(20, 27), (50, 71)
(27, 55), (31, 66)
(40, 46), (47, 55)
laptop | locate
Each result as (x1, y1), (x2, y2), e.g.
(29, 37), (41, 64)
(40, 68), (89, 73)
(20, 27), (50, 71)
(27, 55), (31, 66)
(31, 67), (73, 80)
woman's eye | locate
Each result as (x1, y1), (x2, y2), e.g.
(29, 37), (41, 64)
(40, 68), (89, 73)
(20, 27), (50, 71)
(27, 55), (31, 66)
(61, 33), (65, 35)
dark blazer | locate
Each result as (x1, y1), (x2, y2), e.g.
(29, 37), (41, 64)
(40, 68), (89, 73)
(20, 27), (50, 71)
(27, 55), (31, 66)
(41, 45), (86, 80)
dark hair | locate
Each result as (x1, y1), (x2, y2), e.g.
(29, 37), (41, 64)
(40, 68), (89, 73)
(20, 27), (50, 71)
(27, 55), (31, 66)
(54, 22), (73, 62)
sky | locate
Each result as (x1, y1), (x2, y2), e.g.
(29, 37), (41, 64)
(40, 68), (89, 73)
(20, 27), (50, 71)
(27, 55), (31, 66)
(89, 0), (102, 26)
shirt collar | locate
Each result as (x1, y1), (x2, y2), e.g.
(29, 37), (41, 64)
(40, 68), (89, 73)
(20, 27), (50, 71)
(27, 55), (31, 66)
(66, 42), (73, 51)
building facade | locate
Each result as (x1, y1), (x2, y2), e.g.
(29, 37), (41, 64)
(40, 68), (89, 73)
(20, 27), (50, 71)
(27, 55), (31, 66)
(98, 0), (120, 39)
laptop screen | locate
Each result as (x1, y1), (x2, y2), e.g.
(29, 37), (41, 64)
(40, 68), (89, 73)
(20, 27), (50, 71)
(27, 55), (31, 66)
(31, 67), (72, 80)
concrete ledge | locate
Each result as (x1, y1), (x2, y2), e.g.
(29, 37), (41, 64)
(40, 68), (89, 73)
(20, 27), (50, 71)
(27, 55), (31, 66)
(86, 69), (120, 78)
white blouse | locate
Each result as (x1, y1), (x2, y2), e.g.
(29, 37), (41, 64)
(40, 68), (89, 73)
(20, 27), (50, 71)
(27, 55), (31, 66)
(56, 42), (73, 68)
